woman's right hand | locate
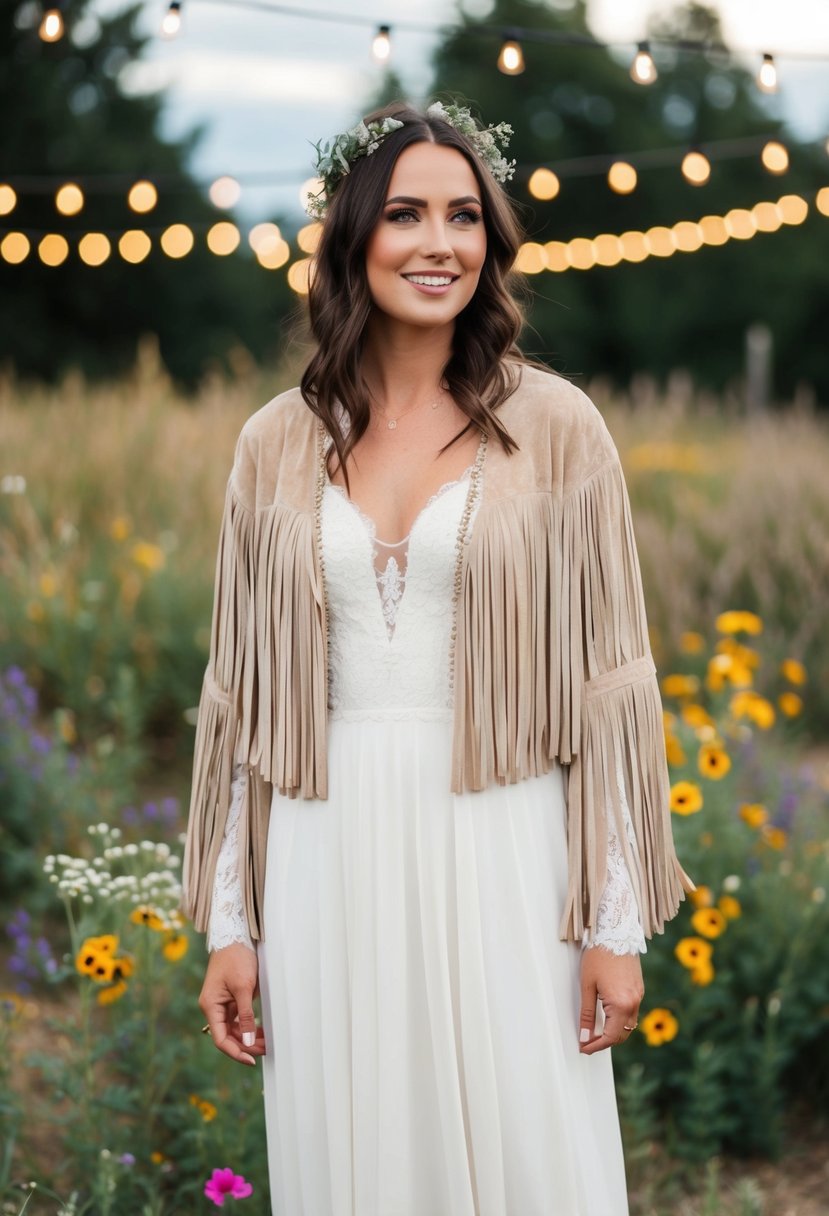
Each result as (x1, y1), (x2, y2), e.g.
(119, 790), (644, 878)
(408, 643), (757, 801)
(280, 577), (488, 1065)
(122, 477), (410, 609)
(199, 943), (266, 1067)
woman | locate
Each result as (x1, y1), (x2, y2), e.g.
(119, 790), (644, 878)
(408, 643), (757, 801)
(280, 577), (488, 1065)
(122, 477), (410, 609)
(182, 99), (695, 1215)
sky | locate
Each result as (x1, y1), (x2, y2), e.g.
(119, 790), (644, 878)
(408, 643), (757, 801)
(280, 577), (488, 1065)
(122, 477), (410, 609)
(75, 0), (829, 224)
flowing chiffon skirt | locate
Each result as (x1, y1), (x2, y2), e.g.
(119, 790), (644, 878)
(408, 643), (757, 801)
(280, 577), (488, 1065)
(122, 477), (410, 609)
(256, 711), (630, 1216)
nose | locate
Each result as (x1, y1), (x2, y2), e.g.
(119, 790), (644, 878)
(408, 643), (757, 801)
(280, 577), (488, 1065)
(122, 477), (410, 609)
(419, 217), (454, 261)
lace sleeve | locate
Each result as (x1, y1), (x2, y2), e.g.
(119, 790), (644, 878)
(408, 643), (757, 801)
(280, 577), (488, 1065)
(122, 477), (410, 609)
(582, 753), (647, 956)
(206, 762), (256, 954)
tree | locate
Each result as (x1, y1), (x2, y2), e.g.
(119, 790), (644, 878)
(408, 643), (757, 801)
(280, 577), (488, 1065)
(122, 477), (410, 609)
(427, 0), (829, 401)
(0, 0), (295, 390)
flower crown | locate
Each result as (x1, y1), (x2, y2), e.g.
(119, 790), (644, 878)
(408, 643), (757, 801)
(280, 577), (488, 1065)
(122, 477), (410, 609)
(304, 101), (516, 221)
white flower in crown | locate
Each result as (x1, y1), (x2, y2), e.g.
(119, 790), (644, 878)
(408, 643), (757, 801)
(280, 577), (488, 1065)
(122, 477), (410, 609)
(304, 103), (516, 220)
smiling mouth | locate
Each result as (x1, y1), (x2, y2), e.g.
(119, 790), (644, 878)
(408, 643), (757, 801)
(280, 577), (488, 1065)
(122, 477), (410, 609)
(402, 273), (460, 287)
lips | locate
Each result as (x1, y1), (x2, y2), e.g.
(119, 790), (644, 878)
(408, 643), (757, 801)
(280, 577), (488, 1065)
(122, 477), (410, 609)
(401, 273), (460, 296)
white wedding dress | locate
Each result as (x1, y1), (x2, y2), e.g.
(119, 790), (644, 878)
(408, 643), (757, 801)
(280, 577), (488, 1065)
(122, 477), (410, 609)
(207, 428), (644, 1215)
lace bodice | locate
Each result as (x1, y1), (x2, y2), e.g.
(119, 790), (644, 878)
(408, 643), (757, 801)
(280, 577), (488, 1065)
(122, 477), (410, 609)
(206, 429), (645, 956)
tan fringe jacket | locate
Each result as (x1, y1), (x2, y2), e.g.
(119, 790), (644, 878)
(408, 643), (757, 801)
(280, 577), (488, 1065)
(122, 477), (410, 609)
(181, 362), (695, 945)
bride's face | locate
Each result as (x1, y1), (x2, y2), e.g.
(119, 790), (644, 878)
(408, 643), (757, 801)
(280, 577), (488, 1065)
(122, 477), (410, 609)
(363, 141), (487, 329)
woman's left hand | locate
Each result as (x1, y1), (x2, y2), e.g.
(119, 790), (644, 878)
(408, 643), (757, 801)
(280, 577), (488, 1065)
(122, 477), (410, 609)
(578, 944), (644, 1054)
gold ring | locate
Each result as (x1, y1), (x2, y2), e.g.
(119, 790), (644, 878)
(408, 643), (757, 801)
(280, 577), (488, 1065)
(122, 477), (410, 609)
(200, 1024), (211, 1035)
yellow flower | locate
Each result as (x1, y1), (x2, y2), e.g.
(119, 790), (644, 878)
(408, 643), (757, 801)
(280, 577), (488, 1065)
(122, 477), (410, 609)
(150, 1152), (167, 1165)
(675, 936), (713, 969)
(681, 703), (714, 730)
(689, 885), (714, 909)
(690, 959), (715, 986)
(26, 601), (46, 622)
(110, 515), (131, 542)
(130, 906), (165, 931)
(706, 652), (753, 692)
(698, 742), (731, 780)
(162, 932), (188, 962)
(670, 780), (703, 815)
(662, 673), (700, 698)
(39, 571), (58, 598)
(679, 631), (705, 654)
(131, 541), (165, 572)
(730, 690), (775, 729)
(715, 610), (762, 635)
(97, 979), (128, 1006)
(85, 934), (119, 955)
(112, 955), (135, 980)
(739, 802), (768, 828)
(715, 638), (760, 669)
(718, 895), (742, 919)
(639, 1008), (679, 1046)
(780, 658), (806, 686)
(778, 692), (802, 717)
(761, 825), (788, 851)
(189, 1094), (218, 1122)
(691, 908), (727, 938)
(665, 734), (686, 766)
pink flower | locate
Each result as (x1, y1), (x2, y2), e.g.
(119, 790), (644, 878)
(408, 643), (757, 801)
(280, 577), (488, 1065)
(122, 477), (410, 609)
(203, 1168), (254, 1206)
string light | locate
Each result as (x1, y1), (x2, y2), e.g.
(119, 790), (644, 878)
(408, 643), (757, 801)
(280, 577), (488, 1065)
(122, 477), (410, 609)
(630, 40), (657, 86)
(756, 53), (778, 94)
(370, 24), (391, 64)
(607, 161), (637, 194)
(0, 185), (18, 216)
(128, 181), (158, 213)
(681, 150), (711, 186)
(38, 2), (64, 42)
(55, 183), (84, 216)
(160, 1), (182, 40)
(209, 176), (241, 208)
(528, 168), (560, 200)
(761, 140), (789, 173)
(497, 33), (525, 76)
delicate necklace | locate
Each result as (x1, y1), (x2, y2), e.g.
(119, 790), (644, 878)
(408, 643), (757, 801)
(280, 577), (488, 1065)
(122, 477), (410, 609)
(371, 381), (448, 430)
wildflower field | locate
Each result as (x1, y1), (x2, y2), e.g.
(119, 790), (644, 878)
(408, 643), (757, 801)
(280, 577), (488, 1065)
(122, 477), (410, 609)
(1, 350), (828, 1214)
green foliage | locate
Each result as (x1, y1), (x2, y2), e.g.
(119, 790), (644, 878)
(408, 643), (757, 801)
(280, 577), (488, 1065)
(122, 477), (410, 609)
(427, 0), (829, 400)
(1, 0), (296, 389)
(615, 625), (829, 1168)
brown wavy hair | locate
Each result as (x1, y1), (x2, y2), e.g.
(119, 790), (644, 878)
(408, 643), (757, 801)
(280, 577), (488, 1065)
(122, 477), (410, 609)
(299, 99), (554, 492)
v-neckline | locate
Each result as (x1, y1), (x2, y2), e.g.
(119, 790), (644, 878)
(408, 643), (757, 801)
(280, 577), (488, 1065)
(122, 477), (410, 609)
(324, 464), (475, 549)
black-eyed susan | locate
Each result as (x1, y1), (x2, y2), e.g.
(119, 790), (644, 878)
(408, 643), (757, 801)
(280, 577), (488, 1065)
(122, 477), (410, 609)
(716, 637), (760, 670)
(691, 907), (727, 938)
(662, 673), (700, 698)
(739, 802), (768, 828)
(85, 934), (119, 955)
(706, 652), (752, 692)
(778, 692), (803, 717)
(689, 885), (714, 909)
(761, 825), (788, 851)
(780, 658), (806, 685)
(665, 734), (686, 766)
(162, 931), (188, 962)
(675, 936), (713, 970)
(111, 955), (135, 981)
(670, 781), (703, 815)
(97, 979), (128, 1006)
(690, 959), (715, 986)
(131, 541), (165, 572)
(639, 1008), (679, 1046)
(715, 610), (762, 635)
(718, 894), (742, 920)
(698, 742), (731, 780)
(76, 938), (118, 980)
(679, 631), (705, 654)
(130, 906), (165, 931)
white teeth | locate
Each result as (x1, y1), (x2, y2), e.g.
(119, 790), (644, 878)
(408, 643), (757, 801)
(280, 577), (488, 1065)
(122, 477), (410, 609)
(404, 274), (455, 286)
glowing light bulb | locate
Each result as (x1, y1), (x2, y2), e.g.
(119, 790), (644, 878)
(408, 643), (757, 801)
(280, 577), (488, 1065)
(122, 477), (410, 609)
(39, 6), (64, 41)
(161, 1), (182, 39)
(630, 41), (657, 85)
(756, 53), (777, 94)
(371, 25), (391, 63)
(497, 39), (525, 75)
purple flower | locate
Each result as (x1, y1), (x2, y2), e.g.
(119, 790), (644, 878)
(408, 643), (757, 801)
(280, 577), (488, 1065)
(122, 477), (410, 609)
(3, 666), (27, 688)
(118, 1153), (136, 1166)
(203, 1168), (254, 1206)
(30, 732), (51, 755)
(143, 801), (158, 820)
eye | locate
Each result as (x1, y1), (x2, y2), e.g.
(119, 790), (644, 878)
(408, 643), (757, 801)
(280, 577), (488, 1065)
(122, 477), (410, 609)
(387, 207), (418, 222)
(385, 207), (483, 224)
(452, 208), (482, 224)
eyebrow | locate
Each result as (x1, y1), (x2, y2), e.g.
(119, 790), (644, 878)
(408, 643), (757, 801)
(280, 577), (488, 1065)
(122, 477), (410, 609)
(384, 195), (482, 207)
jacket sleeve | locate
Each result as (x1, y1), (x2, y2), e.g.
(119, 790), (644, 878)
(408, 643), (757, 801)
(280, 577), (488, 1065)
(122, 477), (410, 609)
(180, 435), (258, 935)
(557, 444), (696, 943)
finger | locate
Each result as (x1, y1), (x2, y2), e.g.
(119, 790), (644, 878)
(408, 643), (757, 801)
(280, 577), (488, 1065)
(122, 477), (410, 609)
(204, 997), (258, 1067)
(578, 969), (599, 1049)
(580, 1010), (634, 1055)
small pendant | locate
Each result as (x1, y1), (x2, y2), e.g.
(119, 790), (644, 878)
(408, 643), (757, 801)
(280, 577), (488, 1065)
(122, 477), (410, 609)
(388, 419), (397, 429)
